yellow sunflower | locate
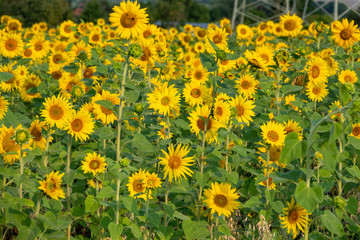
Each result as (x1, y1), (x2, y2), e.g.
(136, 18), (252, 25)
(19, 74), (42, 102)
(81, 152), (107, 175)
(65, 110), (95, 142)
(38, 171), (65, 200)
(188, 105), (221, 144)
(183, 81), (210, 107)
(244, 50), (267, 71)
(319, 49), (339, 75)
(6, 18), (23, 32)
(189, 66), (209, 83)
(147, 82), (181, 116)
(126, 169), (150, 200)
(279, 198), (309, 238)
(0, 95), (9, 120)
(350, 123), (360, 139)
(92, 90), (120, 125)
(157, 121), (173, 140)
(285, 94), (299, 111)
(280, 13), (303, 37)
(146, 172), (162, 189)
(49, 51), (68, 66)
(206, 26), (228, 50)
(260, 121), (286, 147)
(29, 119), (51, 151)
(213, 100), (231, 125)
(58, 20), (76, 38)
(203, 182), (240, 217)
(41, 95), (74, 129)
(236, 24), (253, 40)
(58, 73), (86, 99)
(338, 69), (358, 84)
(230, 95), (256, 125)
(29, 36), (50, 60)
(0, 33), (24, 58)
(306, 81), (328, 102)
(283, 120), (303, 140)
(131, 38), (158, 72)
(331, 18), (360, 48)
(258, 168), (276, 190)
(109, 0), (149, 39)
(256, 44), (275, 71)
(235, 73), (259, 98)
(159, 144), (195, 183)
(141, 24), (159, 39)
(305, 57), (330, 84)
(0, 125), (23, 165)
(194, 26), (207, 40)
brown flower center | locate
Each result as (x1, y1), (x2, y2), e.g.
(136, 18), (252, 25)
(133, 180), (144, 192)
(340, 29), (351, 40)
(194, 71), (203, 80)
(64, 25), (72, 33)
(71, 119), (83, 132)
(184, 36), (191, 43)
(49, 105), (64, 120)
(143, 30), (151, 38)
(352, 126), (360, 136)
(168, 156), (181, 169)
(267, 131), (279, 142)
(236, 105), (244, 116)
(344, 75), (351, 83)
(213, 35), (222, 44)
(288, 209), (299, 224)
(34, 42), (43, 51)
(198, 29), (206, 38)
(8, 22), (19, 31)
(100, 105), (113, 115)
(260, 54), (269, 63)
(214, 194), (228, 207)
(311, 66), (320, 78)
(89, 160), (99, 169)
(5, 39), (17, 51)
(141, 48), (151, 61)
(2, 133), (18, 153)
(120, 12), (137, 28)
(240, 28), (246, 35)
(312, 87), (321, 95)
(31, 127), (42, 141)
(190, 88), (201, 98)
(25, 83), (37, 96)
(83, 68), (93, 79)
(161, 96), (170, 106)
(92, 34), (100, 42)
(241, 80), (250, 89)
(284, 19), (296, 31)
(197, 117), (212, 131)
(215, 107), (223, 116)
(53, 54), (63, 64)
(24, 48), (32, 57)
(51, 71), (62, 80)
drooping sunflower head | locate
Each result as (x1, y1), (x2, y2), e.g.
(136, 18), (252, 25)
(260, 121), (286, 147)
(279, 198), (309, 237)
(38, 171), (65, 200)
(81, 152), (107, 176)
(109, 0), (149, 39)
(203, 182), (240, 217)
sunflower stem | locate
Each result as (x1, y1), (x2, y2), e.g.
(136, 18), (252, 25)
(144, 189), (150, 240)
(225, 123), (232, 172)
(265, 148), (270, 206)
(164, 178), (169, 226)
(19, 144), (23, 199)
(116, 58), (129, 225)
(147, 68), (151, 89)
(42, 128), (51, 169)
(2, 176), (6, 199)
(338, 138), (343, 196)
(66, 135), (72, 240)
(197, 121), (207, 220)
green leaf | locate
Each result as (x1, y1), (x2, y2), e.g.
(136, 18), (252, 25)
(244, 196), (261, 208)
(131, 133), (154, 153)
(182, 220), (210, 239)
(320, 210), (344, 236)
(163, 203), (175, 218)
(346, 165), (360, 181)
(348, 136), (360, 150)
(173, 211), (190, 221)
(97, 186), (115, 199)
(279, 132), (307, 164)
(346, 197), (358, 215)
(123, 90), (139, 103)
(272, 201), (284, 214)
(195, 172), (209, 188)
(207, 38), (220, 51)
(128, 223), (142, 238)
(108, 222), (123, 240)
(95, 100), (114, 110)
(174, 119), (190, 130)
(295, 182), (324, 212)
(85, 195), (99, 213)
(218, 223), (231, 236)
(319, 142), (338, 172)
(281, 85), (303, 95)
(148, 213), (161, 228)
(14, 197), (34, 207)
(121, 195), (138, 214)
(225, 52), (240, 60)
(0, 72), (14, 82)
(95, 126), (115, 140)
(329, 122), (342, 143)
(63, 65), (79, 74)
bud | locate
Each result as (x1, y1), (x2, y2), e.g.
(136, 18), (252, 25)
(77, 50), (88, 62)
(120, 157), (130, 167)
(129, 43), (142, 58)
(216, 49), (227, 61)
(334, 196), (346, 209)
(14, 128), (30, 144)
(275, 48), (290, 66)
(344, 82), (355, 93)
(72, 85), (84, 99)
(351, 43), (360, 54)
(134, 103), (144, 114)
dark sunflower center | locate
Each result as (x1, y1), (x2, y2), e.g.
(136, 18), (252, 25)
(215, 107), (223, 116)
(197, 117), (212, 131)
(8, 22), (19, 31)
(168, 156), (181, 169)
(161, 96), (170, 106)
(236, 105), (244, 116)
(262, 177), (273, 186)
(241, 80), (250, 89)
(3, 134), (17, 152)
(214, 194), (228, 207)
(53, 54), (63, 64)
(71, 119), (83, 132)
(5, 39), (17, 51)
(240, 28), (246, 34)
(198, 29), (206, 37)
(24, 48), (32, 57)
(213, 35), (222, 44)
(221, 60), (229, 65)
(64, 25), (72, 33)
(352, 126), (360, 136)
(89, 160), (100, 169)
(260, 54), (269, 63)
(120, 12), (137, 28)
(49, 105), (64, 120)
(25, 83), (37, 96)
(143, 30), (151, 38)
(83, 68), (93, 79)
(100, 105), (113, 115)
(47, 180), (56, 192)
(288, 209), (299, 223)
(344, 75), (351, 83)
(133, 180), (144, 192)
(51, 71), (62, 80)
(31, 127), (42, 141)
(190, 88), (201, 98)
(92, 34), (100, 41)
(141, 48), (151, 61)
(312, 87), (321, 95)
(267, 131), (279, 142)
(284, 19), (296, 31)
(311, 66), (320, 78)
(184, 36), (191, 43)
(260, 23), (267, 30)
(340, 29), (351, 40)
(34, 42), (43, 51)
(194, 71), (203, 80)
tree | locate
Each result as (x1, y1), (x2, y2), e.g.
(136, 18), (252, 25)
(80, 0), (107, 23)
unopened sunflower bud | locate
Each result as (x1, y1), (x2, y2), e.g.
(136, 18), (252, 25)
(134, 103), (144, 114)
(216, 49), (227, 61)
(77, 50), (88, 61)
(275, 49), (290, 66)
(14, 128), (30, 144)
(72, 85), (84, 99)
(351, 43), (360, 54)
(129, 43), (142, 58)
(120, 157), (130, 167)
(334, 196), (346, 209)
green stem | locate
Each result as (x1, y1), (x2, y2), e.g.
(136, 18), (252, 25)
(147, 69), (151, 89)
(66, 135), (72, 240)
(2, 176), (5, 199)
(197, 121), (207, 220)
(144, 190), (150, 240)
(338, 138), (343, 196)
(266, 148), (270, 206)
(42, 129), (51, 169)
(164, 179), (169, 226)
(19, 145), (23, 198)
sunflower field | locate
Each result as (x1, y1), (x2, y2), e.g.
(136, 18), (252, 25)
(1, 0), (360, 239)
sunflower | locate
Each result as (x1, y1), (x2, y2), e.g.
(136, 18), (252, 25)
(49, 51), (68, 66)
(146, 172), (162, 189)
(319, 49), (339, 75)
(183, 81), (210, 107)
(203, 182), (240, 217)
(157, 121), (173, 140)
(256, 44), (275, 71)
(279, 198), (309, 238)
(88, 31), (103, 45)
(65, 110), (95, 142)
(159, 144), (195, 183)
(194, 26), (207, 40)
(29, 36), (50, 60)
(206, 26), (228, 50)
(188, 105), (221, 144)
(306, 81), (328, 102)
(260, 121), (286, 147)
(109, 0), (149, 39)
(41, 95), (74, 129)
(59, 20), (76, 38)
(48, 64), (65, 80)
(244, 50), (267, 71)
(331, 18), (360, 48)
(194, 41), (205, 53)
(350, 123), (360, 139)
(230, 95), (256, 125)
(258, 168), (276, 190)
(236, 24), (253, 40)
(81, 152), (107, 175)
(6, 18), (23, 32)
(338, 69), (358, 84)
(0, 95), (9, 120)
(92, 90), (120, 125)
(280, 13), (303, 37)
(217, 58), (237, 74)
(0, 33), (24, 58)
(132, 38), (157, 72)
(19, 74), (42, 102)
(305, 57), (330, 84)
(285, 94), (299, 111)
(213, 100), (231, 125)
(147, 82), (181, 116)
(258, 145), (286, 168)
(159, 61), (176, 81)
(283, 120), (303, 140)
(29, 119), (51, 151)
(87, 179), (103, 189)
(59, 73), (86, 99)
(126, 169), (150, 200)
(235, 73), (259, 98)
(0, 125), (23, 165)
(141, 24), (159, 39)
(38, 171), (65, 200)
(188, 65), (209, 83)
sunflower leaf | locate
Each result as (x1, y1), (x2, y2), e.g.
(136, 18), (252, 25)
(279, 132), (307, 164)
(0, 72), (14, 82)
(320, 210), (344, 236)
(85, 195), (99, 213)
(108, 222), (123, 240)
(131, 133), (154, 153)
(348, 136), (360, 150)
(295, 182), (324, 213)
(95, 100), (114, 110)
